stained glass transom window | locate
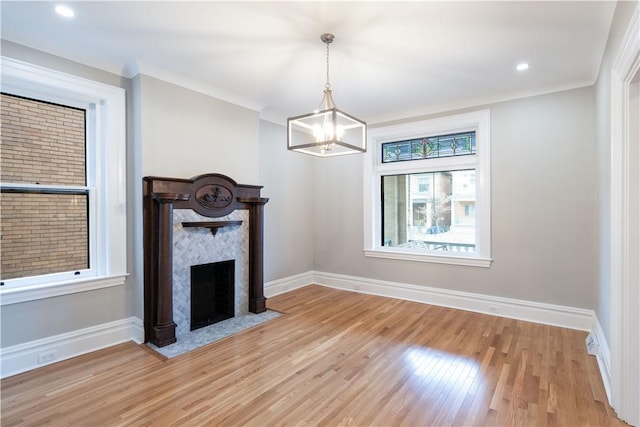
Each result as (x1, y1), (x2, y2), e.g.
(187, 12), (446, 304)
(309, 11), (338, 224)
(381, 131), (476, 163)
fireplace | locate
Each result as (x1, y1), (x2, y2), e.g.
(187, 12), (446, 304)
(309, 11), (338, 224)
(143, 173), (269, 347)
(191, 260), (235, 331)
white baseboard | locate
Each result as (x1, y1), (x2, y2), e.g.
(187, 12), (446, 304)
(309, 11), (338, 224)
(591, 314), (612, 404)
(0, 316), (144, 379)
(264, 271), (314, 297)
(313, 271), (594, 330)
(266, 270), (594, 331)
(130, 316), (145, 344)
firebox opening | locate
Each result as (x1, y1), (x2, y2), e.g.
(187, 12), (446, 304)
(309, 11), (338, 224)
(190, 260), (235, 331)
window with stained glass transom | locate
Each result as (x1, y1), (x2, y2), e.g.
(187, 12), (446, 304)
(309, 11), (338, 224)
(364, 110), (492, 268)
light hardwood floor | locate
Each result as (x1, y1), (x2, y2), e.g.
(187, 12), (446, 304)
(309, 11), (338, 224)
(1, 285), (625, 426)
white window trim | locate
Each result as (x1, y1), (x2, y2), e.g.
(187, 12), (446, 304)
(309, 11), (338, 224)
(0, 56), (127, 305)
(363, 109), (492, 267)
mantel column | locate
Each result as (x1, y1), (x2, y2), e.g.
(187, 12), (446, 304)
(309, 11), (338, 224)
(239, 197), (269, 313)
(151, 192), (190, 347)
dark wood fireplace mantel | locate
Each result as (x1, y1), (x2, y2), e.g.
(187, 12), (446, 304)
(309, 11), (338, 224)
(143, 173), (269, 347)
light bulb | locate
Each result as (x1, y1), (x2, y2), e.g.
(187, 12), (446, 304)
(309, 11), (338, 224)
(313, 124), (324, 142)
(55, 5), (75, 17)
(324, 123), (334, 140)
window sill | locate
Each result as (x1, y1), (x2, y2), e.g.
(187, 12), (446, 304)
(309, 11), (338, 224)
(0, 274), (128, 306)
(364, 249), (492, 268)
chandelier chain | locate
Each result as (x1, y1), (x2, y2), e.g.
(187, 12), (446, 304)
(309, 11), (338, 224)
(325, 41), (331, 90)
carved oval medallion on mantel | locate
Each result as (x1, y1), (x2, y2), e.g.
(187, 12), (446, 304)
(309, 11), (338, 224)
(195, 184), (233, 209)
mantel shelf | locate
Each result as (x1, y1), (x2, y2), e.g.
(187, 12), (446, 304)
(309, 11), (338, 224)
(182, 220), (243, 236)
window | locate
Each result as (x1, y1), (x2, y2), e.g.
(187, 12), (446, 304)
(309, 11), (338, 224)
(363, 110), (491, 267)
(417, 177), (430, 193)
(0, 57), (126, 304)
(464, 204), (475, 217)
(1, 94), (90, 280)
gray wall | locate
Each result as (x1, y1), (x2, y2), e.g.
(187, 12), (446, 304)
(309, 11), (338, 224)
(0, 42), (264, 346)
(313, 87), (598, 309)
(0, 41), (135, 347)
(594, 0), (638, 346)
(259, 120), (315, 281)
(138, 75), (260, 183)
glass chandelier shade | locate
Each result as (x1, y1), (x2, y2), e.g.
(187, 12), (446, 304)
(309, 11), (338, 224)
(287, 34), (367, 157)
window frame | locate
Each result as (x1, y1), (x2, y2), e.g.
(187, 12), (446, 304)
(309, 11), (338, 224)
(0, 56), (127, 304)
(363, 110), (492, 267)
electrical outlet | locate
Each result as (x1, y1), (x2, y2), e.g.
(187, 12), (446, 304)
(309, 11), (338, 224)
(38, 350), (57, 364)
(586, 333), (600, 356)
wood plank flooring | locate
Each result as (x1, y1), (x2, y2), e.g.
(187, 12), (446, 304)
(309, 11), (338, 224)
(1, 285), (625, 426)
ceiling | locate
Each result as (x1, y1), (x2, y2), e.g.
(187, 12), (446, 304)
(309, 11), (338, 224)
(1, 1), (616, 125)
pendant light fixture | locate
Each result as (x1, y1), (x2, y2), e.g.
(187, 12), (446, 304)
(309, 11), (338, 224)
(287, 33), (367, 157)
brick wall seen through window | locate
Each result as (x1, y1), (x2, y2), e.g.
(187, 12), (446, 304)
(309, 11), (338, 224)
(0, 93), (88, 280)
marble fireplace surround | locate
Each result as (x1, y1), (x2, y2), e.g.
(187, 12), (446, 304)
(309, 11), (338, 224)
(143, 173), (269, 347)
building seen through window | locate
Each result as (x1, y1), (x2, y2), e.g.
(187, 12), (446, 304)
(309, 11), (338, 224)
(382, 169), (476, 253)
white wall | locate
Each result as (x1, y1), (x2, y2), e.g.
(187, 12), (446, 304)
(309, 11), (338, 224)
(312, 87), (598, 309)
(594, 0), (638, 350)
(593, 2), (639, 422)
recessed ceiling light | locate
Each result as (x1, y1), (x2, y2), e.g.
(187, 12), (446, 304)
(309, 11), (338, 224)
(55, 5), (75, 18)
(516, 63), (529, 71)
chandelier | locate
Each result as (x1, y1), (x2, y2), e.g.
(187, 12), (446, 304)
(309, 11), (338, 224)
(287, 33), (367, 157)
